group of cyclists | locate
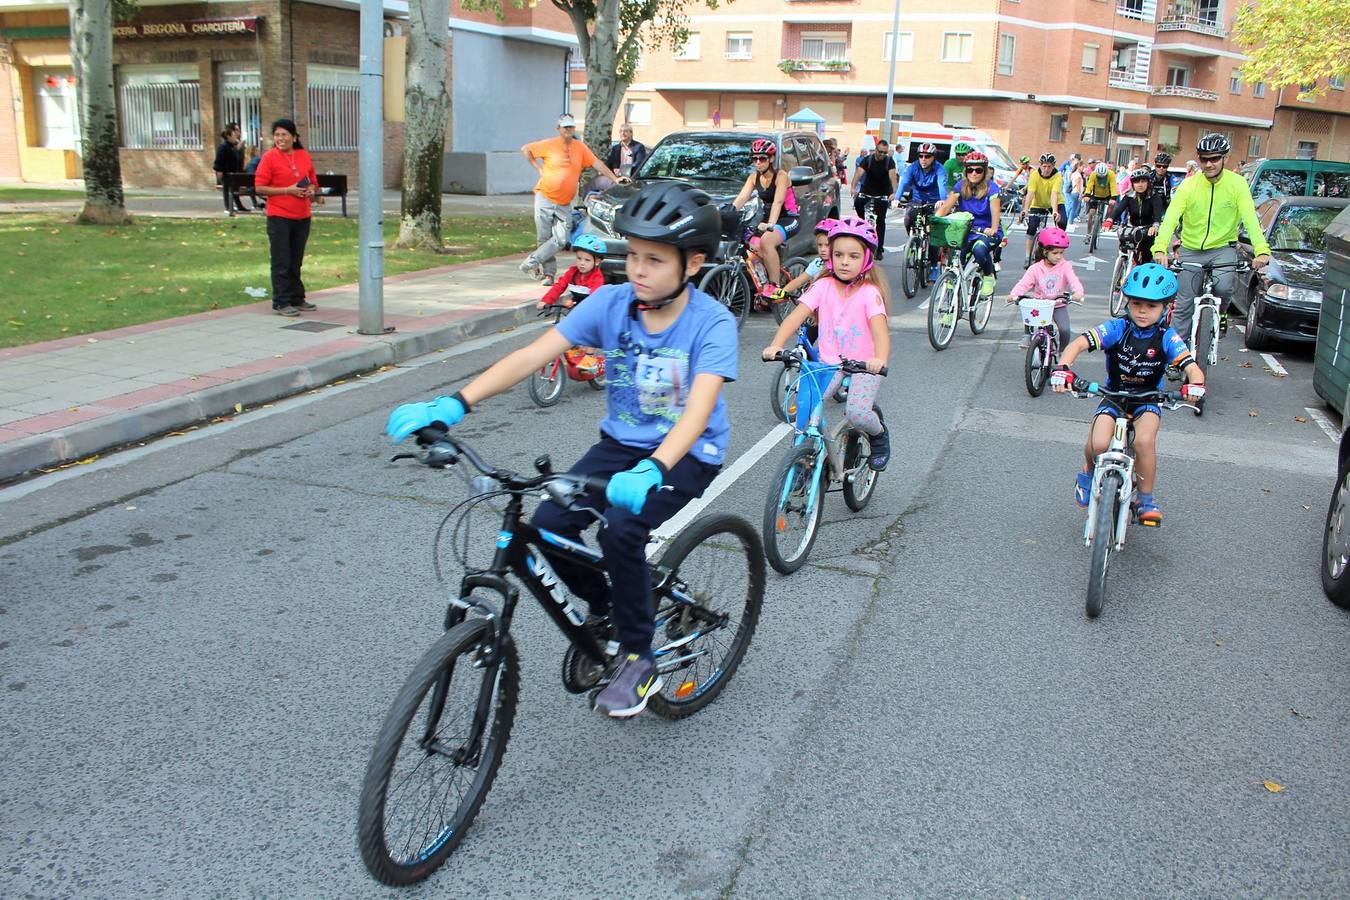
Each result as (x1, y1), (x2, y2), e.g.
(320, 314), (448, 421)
(385, 130), (1272, 719)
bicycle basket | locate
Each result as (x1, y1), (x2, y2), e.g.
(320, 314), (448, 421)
(1018, 298), (1057, 328)
(930, 213), (973, 248)
(790, 359), (837, 431)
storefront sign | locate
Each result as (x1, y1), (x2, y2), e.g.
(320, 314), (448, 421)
(112, 17), (261, 39)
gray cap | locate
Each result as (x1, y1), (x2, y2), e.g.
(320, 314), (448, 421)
(557, 114), (577, 128)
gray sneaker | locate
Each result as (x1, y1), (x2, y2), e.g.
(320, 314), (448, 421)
(519, 257), (544, 280)
(593, 653), (662, 718)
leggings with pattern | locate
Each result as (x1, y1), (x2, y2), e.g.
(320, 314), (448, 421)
(825, 371), (884, 436)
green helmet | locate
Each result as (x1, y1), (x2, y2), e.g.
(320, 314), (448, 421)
(954, 141), (974, 155)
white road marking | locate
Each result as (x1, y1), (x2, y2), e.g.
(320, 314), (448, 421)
(1306, 407), (1341, 443)
(647, 422), (793, 556)
(1260, 352), (1289, 376)
(1233, 321), (1246, 334)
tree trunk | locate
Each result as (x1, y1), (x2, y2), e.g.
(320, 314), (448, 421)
(69, 0), (129, 225)
(394, 0), (452, 251)
(580, 0), (628, 163)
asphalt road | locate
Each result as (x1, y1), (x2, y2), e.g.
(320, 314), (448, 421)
(3, 215), (1348, 897)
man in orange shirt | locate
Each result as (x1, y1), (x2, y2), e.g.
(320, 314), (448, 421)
(520, 113), (627, 285)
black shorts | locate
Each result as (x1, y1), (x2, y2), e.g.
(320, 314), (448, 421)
(1086, 196), (1110, 211)
(1026, 208), (1052, 238)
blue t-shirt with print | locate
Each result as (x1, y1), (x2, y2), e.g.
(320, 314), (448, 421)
(558, 283), (738, 465)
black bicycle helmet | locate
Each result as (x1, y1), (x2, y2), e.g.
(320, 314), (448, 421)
(1196, 133), (1231, 155)
(612, 182), (721, 257)
(1154, 151), (1172, 166)
(1040, 153), (1056, 165)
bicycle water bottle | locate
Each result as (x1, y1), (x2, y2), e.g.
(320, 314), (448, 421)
(753, 258), (768, 284)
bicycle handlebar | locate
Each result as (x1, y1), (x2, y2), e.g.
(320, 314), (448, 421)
(1009, 293), (1082, 305)
(1170, 260), (1251, 272)
(1067, 378), (1197, 411)
(767, 351), (887, 377)
(407, 426), (609, 496)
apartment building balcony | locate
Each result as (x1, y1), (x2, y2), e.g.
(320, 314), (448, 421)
(777, 58), (851, 74)
(1152, 84), (1219, 101)
(1158, 2), (1228, 38)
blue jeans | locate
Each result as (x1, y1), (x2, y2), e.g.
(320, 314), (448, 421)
(962, 232), (999, 276)
(1065, 191), (1081, 224)
(531, 435), (720, 657)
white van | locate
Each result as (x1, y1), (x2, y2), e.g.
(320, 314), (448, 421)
(864, 119), (1020, 190)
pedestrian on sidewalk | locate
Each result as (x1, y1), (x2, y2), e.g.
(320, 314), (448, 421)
(605, 124), (648, 179)
(213, 123), (248, 214)
(254, 119), (319, 317)
(520, 114), (628, 286)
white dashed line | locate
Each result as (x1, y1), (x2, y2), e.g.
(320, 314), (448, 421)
(1260, 352), (1289, 376)
(1306, 407), (1341, 443)
(1233, 321), (1246, 334)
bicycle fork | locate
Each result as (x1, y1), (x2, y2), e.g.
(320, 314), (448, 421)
(1084, 424), (1135, 551)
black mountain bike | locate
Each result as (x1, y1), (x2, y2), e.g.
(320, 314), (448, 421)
(900, 201), (935, 299)
(357, 428), (765, 886)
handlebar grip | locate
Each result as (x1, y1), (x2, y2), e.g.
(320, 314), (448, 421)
(415, 424), (449, 446)
(582, 475), (609, 494)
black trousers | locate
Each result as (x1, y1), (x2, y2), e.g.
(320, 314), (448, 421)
(530, 435), (720, 657)
(854, 194), (889, 252)
(267, 216), (311, 308)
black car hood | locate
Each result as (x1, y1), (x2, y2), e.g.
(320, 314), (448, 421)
(1268, 251), (1325, 289)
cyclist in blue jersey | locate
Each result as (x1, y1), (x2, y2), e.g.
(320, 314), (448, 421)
(1049, 263), (1205, 525)
(896, 142), (949, 278)
(386, 182), (738, 719)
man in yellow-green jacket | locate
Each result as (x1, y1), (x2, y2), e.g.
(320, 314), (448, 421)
(1152, 132), (1270, 347)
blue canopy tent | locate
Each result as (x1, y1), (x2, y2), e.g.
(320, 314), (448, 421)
(785, 107), (826, 137)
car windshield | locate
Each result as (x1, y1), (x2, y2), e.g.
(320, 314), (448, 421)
(1270, 205), (1341, 251)
(638, 137), (754, 184)
(977, 142), (1018, 172)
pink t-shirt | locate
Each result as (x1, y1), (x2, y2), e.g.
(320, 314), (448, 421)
(1009, 259), (1083, 307)
(799, 278), (887, 363)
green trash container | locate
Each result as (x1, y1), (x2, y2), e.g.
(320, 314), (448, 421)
(1314, 205), (1350, 416)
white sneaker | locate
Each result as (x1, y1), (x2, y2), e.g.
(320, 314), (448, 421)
(519, 258), (544, 280)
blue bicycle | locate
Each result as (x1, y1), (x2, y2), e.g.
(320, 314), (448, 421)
(762, 353), (887, 574)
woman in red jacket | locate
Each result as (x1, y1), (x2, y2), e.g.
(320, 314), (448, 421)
(254, 119), (319, 317)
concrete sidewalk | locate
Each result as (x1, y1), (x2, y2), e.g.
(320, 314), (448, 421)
(0, 253), (546, 482)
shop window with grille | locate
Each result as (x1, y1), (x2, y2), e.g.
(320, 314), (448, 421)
(118, 65), (202, 150)
(219, 68), (261, 148)
(306, 65), (360, 151)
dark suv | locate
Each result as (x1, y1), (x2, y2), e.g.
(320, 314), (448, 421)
(584, 129), (841, 278)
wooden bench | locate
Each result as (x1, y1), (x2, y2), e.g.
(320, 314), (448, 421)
(221, 172), (349, 217)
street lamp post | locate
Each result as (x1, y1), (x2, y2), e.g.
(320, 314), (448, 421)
(881, 0), (901, 145)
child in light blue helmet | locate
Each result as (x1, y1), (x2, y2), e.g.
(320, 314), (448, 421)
(538, 233), (609, 310)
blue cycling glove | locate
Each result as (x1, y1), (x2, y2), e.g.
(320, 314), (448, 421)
(605, 458), (665, 515)
(385, 394), (468, 443)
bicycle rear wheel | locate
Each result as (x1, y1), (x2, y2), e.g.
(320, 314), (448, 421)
(527, 357), (565, 407)
(1109, 253), (1128, 318)
(1086, 472), (1121, 618)
(358, 618), (519, 886)
(969, 280), (993, 334)
(927, 269), (960, 351)
(698, 263), (751, 328)
(1024, 331), (1050, 397)
(762, 443), (825, 574)
(901, 240), (920, 299)
(647, 513), (765, 719)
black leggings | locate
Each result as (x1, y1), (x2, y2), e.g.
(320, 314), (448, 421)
(267, 216), (311, 308)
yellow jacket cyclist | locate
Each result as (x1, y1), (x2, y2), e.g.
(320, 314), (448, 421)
(1150, 132), (1270, 346)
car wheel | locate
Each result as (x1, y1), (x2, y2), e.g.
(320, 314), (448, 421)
(1322, 451), (1350, 609)
(1243, 293), (1272, 351)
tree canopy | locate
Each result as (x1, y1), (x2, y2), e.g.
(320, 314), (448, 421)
(1233, 0), (1350, 97)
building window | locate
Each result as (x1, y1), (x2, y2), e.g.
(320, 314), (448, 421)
(1081, 114), (1107, 145)
(1229, 68), (1242, 94)
(1158, 123), (1180, 151)
(674, 33), (700, 60)
(624, 99), (651, 125)
(1332, 75), (1348, 91)
(1195, 0), (1220, 25)
(997, 34), (1016, 75)
(801, 32), (848, 62)
(218, 67), (261, 148)
(941, 32), (974, 63)
(117, 65), (202, 150)
(1167, 64), (1190, 87)
(883, 31), (914, 62)
(733, 99), (759, 126)
(1297, 141), (1318, 160)
(1049, 114), (1068, 142)
(726, 32), (753, 60)
(306, 65), (360, 151)
(1082, 43), (1099, 73)
(806, 100), (844, 130)
(1111, 42), (1137, 79)
(1248, 134), (1261, 158)
(892, 103), (916, 122)
(683, 98), (709, 126)
(942, 105), (974, 127)
(1254, 81), (1266, 98)
(1117, 0), (1146, 18)
(33, 69), (80, 150)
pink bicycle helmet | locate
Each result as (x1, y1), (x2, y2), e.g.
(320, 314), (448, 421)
(813, 217), (840, 236)
(1036, 226), (1070, 249)
(827, 216), (879, 275)
(750, 138), (776, 158)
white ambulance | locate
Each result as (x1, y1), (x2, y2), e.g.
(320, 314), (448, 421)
(864, 119), (1021, 190)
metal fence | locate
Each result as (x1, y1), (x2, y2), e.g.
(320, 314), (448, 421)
(306, 82), (360, 151)
(119, 81), (202, 150)
(220, 72), (262, 148)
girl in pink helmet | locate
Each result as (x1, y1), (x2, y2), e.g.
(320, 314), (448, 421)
(1007, 226), (1083, 351)
(760, 217), (893, 470)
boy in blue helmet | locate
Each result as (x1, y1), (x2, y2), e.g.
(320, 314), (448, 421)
(1049, 263), (1205, 525)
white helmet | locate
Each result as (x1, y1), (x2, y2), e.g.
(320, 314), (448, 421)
(1095, 162), (1109, 177)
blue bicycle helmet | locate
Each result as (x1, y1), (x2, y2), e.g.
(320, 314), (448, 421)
(572, 233), (608, 255)
(1120, 262), (1177, 303)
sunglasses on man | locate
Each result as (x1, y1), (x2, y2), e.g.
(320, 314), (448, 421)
(1198, 155), (1224, 163)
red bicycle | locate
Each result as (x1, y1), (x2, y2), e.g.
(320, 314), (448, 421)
(528, 305), (605, 407)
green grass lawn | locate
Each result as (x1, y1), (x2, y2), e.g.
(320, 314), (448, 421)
(0, 213), (535, 348)
(0, 188), (87, 202)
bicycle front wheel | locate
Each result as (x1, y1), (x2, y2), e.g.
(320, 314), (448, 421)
(1024, 331), (1050, 397)
(901, 240), (920, 299)
(769, 364), (797, 423)
(1086, 471), (1121, 618)
(358, 618), (520, 886)
(647, 513), (765, 719)
(927, 269), (960, 351)
(762, 443), (825, 574)
(1193, 308), (1216, 389)
(699, 263), (751, 328)
(527, 356), (565, 407)
(1088, 217), (1100, 254)
(1109, 253), (1128, 318)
